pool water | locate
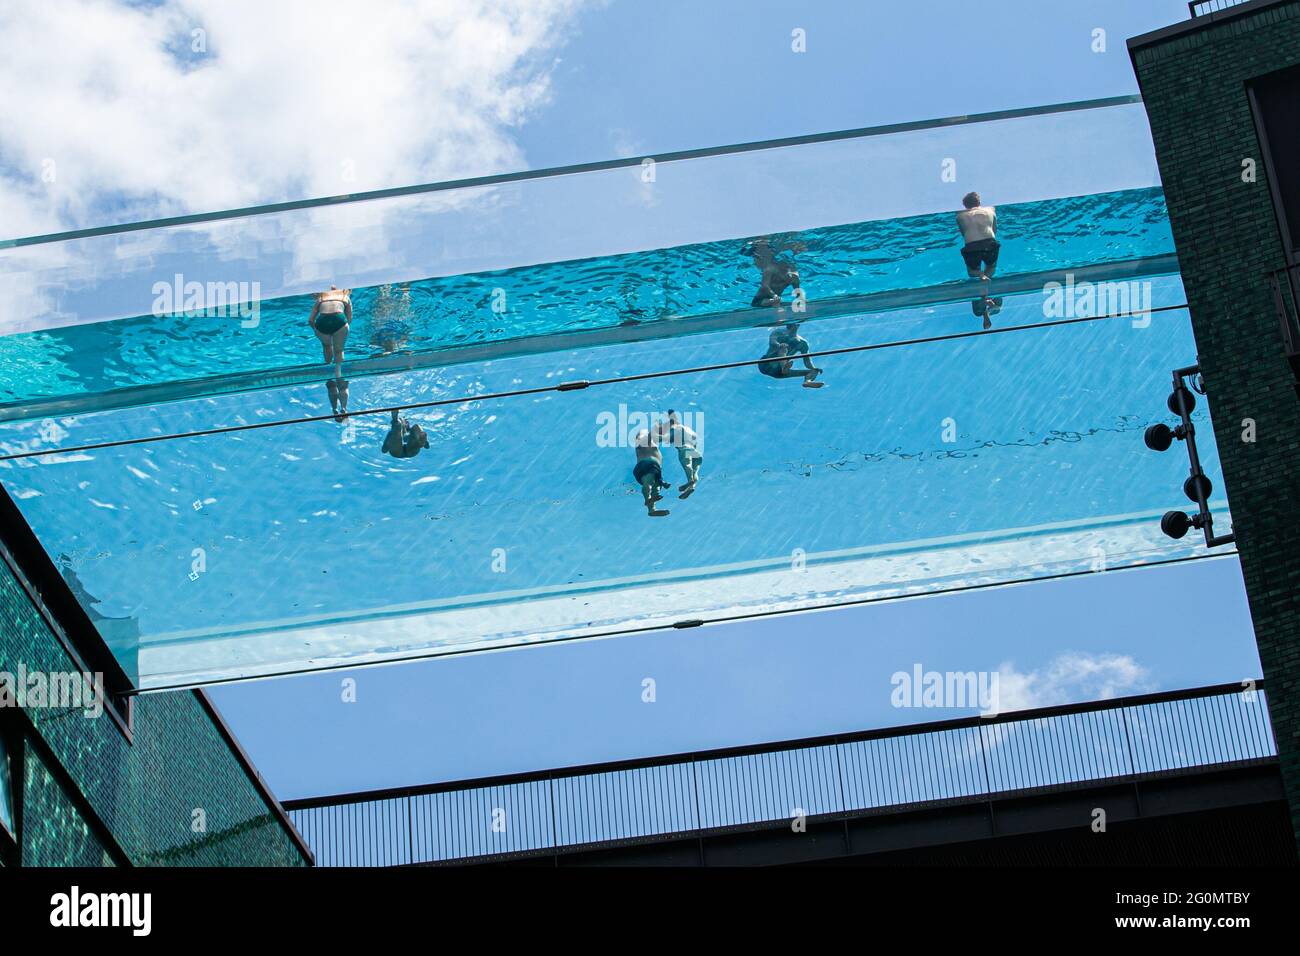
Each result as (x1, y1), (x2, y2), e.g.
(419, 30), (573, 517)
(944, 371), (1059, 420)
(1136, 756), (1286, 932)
(0, 187), (1172, 413)
(0, 258), (1230, 689)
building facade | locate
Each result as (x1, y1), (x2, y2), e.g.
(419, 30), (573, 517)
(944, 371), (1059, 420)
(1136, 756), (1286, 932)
(0, 488), (310, 867)
(1130, 0), (1300, 852)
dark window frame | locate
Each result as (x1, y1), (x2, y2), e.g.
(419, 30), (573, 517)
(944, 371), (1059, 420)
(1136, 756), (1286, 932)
(1247, 64), (1300, 266)
(0, 713), (21, 866)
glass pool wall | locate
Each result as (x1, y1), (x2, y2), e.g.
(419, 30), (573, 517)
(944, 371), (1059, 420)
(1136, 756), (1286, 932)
(0, 97), (1232, 689)
(0, 97), (1163, 416)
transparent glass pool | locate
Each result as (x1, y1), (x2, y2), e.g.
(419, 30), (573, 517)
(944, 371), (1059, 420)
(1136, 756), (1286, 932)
(0, 97), (1234, 690)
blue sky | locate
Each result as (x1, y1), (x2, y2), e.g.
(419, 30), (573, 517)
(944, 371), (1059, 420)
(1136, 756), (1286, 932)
(194, 0), (1263, 800)
(515, 0), (1189, 166)
(0, 0), (1256, 801)
(214, 557), (1259, 801)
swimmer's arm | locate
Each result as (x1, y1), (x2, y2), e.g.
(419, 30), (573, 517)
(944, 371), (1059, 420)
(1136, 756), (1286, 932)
(344, 300), (353, 323)
(307, 301), (320, 327)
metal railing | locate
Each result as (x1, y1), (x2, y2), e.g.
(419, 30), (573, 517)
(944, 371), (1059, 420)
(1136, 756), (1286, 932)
(285, 681), (1274, 866)
(1268, 262), (1300, 359)
(1189, 0), (1252, 16)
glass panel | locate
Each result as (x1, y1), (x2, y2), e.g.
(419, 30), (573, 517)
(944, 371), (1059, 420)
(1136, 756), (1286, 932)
(0, 99), (1166, 420)
(1, 96), (1226, 691)
(0, 731), (15, 838)
(0, 285), (1231, 690)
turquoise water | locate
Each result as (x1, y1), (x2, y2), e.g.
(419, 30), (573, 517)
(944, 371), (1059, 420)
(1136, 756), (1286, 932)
(0, 180), (1230, 690)
(0, 265), (1230, 689)
(0, 187), (1171, 410)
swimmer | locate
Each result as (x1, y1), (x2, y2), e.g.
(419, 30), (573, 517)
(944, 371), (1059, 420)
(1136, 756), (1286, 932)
(308, 286), (353, 374)
(370, 284), (413, 355)
(632, 428), (671, 516)
(957, 193), (1002, 329)
(653, 410), (703, 499)
(382, 409), (431, 459)
(757, 324), (823, 387)
(746, 237), (804, 308)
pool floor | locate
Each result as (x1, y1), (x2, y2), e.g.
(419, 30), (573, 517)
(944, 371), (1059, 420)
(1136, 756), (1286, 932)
(0, 271), (1233, 689)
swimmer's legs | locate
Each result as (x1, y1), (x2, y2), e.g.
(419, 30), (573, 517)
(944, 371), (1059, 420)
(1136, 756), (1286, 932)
(382, 410), (405, 456)
(640, 475), (669, 516)
(315, 329), (334, 365)
(679, 455), (701, 496)
(800, 351), (823, 383)
(329, 326), (349, 375)
(327, 378), (348, 418)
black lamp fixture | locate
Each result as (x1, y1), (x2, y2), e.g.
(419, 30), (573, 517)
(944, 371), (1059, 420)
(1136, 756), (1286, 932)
(1145, 363), (1234, 548)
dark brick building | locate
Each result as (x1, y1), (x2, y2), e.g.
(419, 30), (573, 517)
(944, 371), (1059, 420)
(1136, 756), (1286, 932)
(0, 493), (311, 866)
(1130, 0), (1300, 853)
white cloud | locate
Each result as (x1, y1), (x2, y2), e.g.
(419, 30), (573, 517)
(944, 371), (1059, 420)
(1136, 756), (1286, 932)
(994, 651), (1151, 713)
(0, 0), (591, 240)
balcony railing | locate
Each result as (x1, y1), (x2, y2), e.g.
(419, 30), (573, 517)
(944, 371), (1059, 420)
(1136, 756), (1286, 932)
(284, 681), (1275, 866)
(1269, 262), (1300, 359)
(1189, 0), (1253, 16)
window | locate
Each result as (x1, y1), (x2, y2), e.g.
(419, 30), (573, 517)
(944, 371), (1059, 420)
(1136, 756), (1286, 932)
(0, 724), (17, 862)
(1249, 64), (1300, 262)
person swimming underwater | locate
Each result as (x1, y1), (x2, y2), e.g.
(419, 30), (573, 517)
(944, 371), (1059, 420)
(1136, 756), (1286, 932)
(370, 283), (414, 354)
(757, 323), (822, 387)
(382, 409), (431, 459)
(652, 410), (703, 499)
(631, 428), (672, 517)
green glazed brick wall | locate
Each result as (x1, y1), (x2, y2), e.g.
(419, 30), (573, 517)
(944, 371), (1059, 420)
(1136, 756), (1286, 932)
(0, 557), (309, 866)
(1131, 0), (1300, 853)
(21, 746), (115, 867)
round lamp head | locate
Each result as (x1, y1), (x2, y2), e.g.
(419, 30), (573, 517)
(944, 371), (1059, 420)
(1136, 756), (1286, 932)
(1144, 423), (1174, 452)
(1167, 386), (1197, 416)
(1161, 510), (1192, 539)
(1183, 474), (1213, 503)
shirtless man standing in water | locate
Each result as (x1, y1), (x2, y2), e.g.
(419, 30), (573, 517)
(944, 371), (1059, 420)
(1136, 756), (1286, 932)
(956, 192), (1002, 329)
(746, 237), (804, 308)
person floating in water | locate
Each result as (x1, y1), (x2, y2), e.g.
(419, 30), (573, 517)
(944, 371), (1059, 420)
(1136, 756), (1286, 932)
(382, 409), (430, 459)
(956, 192), (1002, 330)
(653, 410), (703, 499)
(746, 237), (804, 308)
(326, 377), (350, 421)
(370, 283), (414, 355)
(309, 286), (353, 373)
(757, 322), (823, 388)
(632, 428), (672, 517)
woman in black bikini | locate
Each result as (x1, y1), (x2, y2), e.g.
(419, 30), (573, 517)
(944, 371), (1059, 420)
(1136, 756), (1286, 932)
(308, 286), (353, 374)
